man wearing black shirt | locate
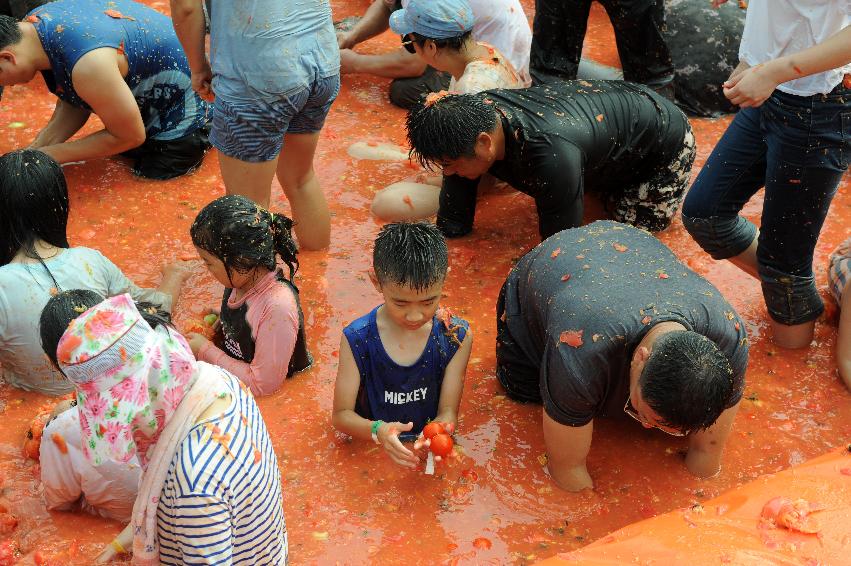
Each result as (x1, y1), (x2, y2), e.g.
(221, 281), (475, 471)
(497, 221), (748, 491)
(406, 81), (694, 240)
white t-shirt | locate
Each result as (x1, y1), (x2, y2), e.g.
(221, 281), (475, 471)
(395, 0), (532, 85)
(449, 43), (526, 93)
(739, 0), (851, 96)
(40, 408), (141, 522)
(0, 247), (171, 395)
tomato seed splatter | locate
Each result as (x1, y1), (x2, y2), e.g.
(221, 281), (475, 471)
(551, 248), (561, 258)
(641, 315), (652, 325)
(612, 242), (628, 252)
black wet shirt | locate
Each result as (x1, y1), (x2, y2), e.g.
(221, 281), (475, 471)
(499, 221), (748, 427)
(437, 81), (688, 239)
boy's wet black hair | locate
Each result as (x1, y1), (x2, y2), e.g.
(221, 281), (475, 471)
(190, 195), (299, 286)
(406, 92), (498, 170)
(39, 290), (172, 367)
(0, 15), (22, 50)
(373, 222), (448, 291)
(640, 330), (736, 434)
(409, 30), (472, 52)
(0, 149), (70, 290)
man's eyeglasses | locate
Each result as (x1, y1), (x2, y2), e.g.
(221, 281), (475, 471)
(400, 35), (417, 54)
(623, 398), (687, 437)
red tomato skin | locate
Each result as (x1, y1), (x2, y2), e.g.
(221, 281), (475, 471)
(422, 422), (445, 440)
(430, 433), (454, 457)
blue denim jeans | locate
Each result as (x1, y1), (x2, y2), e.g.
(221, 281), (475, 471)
(682, 85), (851, 325)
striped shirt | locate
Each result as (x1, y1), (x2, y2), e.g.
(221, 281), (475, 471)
(156, 373), (287, 565)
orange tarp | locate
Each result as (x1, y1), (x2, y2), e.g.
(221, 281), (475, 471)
(538, 447), (851, 565)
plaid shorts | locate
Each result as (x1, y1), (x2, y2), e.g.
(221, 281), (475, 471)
(828, 237), (851, 304)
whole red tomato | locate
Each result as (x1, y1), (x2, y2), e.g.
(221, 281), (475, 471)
(429, 433), (454, 458)
(422, 422), (445, 440)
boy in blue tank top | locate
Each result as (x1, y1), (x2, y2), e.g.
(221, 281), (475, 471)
(333, 222), (472, 469)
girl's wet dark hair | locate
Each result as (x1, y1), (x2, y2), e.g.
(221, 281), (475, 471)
(190, 195), (298, 286)
(39, 290), (172, 367)
(0, 150), (69, 282)
(373, 222), (448, 291)
(406, 92), (498, 170)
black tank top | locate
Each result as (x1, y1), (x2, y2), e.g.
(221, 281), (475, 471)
(217, 273), (312, 377)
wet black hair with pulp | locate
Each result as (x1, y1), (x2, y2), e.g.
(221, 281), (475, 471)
(409, 30), (472, 52)
(373, 222), (448, 291)
(640, 330), (736, 434)
(39, 290), (172, 367)
(0, 149), (70, 289)
(406, 92), (498, 170)
(190, 195), (299, 287)
(0, 15), (22, 50)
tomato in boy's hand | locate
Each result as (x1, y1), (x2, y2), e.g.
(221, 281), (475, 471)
(429, 433), (454, 458)
(422, 422), (445, 440)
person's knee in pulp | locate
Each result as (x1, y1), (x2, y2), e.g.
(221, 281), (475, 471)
(332, 222), (473, 469)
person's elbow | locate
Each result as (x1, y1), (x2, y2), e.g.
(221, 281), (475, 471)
(170, 0), (199, 19)
(331, 409), (347, 432)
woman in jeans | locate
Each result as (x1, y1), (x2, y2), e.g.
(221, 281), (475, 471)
(682, 0), (851, 349)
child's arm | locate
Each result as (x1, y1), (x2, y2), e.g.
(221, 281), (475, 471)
(433, 329), (473, 427)
(331, 336), (420, 468)
(100, 251), (191, 313)
(838, 289), (851, 391)
(192, 297), (298, 397)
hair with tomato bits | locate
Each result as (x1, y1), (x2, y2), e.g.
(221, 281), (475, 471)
(0, 16), (22, 50)
(0, 149), (69, 292)
(373, 222), (448, 291)
(39, 290), (172, 367)
(409, 30), (472, 52)
(190, 195), (299, 286)
(639, 330), (736, 434)
(406, 92), (498, 170)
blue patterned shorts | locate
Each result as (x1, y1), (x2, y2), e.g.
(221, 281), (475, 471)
(210, 74), (340, 162)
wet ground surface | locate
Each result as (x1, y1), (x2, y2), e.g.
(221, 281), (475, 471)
(0, 1), (849, 564)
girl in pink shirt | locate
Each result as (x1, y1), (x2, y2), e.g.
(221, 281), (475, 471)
(187, 195), (311, 396)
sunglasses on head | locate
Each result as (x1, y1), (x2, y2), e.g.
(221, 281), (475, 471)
(400, 34), (417, 54)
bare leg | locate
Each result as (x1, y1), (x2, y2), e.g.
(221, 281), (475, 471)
(838, 290), (851, 390)
(729, 235), (759, 279)
(731, 231), (815, 348)
(276, 132), (330, 250)
(218, 152), (278, 208)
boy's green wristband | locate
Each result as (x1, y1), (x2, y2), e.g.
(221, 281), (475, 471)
(371, 420), (384, 444)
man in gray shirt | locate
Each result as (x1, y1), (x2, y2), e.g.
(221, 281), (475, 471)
(497, 221), (748, 491)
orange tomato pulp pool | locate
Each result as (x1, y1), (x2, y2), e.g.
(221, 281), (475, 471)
(0, 1), (848, 564)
